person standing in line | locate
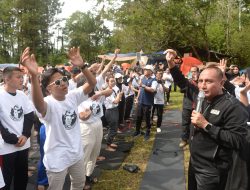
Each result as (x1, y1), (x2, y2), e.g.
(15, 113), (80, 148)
(179, 66), (199, 148)
(20, 47), (96, 190)
(162, 67), (173, 105)
(133, 65), (157, 141)
(154, 70), (168, 133)
(165, 49), (248, 190)
(78, 87), (112, 189)
(68, 67), (81, 91)
(0, 66), (34, 190)
(104, 75), (124, 151)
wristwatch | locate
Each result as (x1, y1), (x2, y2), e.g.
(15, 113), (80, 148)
(204, 123), (212, 132)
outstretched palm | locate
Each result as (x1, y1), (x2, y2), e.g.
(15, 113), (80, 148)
(218, 59), (227, 74)
(68, 47), (85, 67)
(20, 47), (38, 76)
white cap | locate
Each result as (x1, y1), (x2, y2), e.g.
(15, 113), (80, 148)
(144, 65), (154, 73)
(115, 73), (123, 79)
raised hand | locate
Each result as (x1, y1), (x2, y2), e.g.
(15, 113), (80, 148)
(68, 47), (85, 67)
(20, 47), (38, 76)
(114, 49), (120, 58)
(218, 59), (227, 74)
(164, 49), (177, 69)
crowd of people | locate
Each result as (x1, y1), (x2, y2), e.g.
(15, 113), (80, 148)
(0, 47), (250, 190)
(0, 47), (173, 190)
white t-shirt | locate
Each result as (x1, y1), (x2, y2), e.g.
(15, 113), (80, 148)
(104, 86), (119, 109)
(154, 83), (165, 105)
(96, 75), (105, 91)
(39, 87), (88, 172)
(0, 168), (4, 188)
(68, 79), (77, 91)
(123, 85), (135, 98)
(0, 90), (34, 155)
(235, 85), (250, 104)
(78, 97), (105, 124)
(163, 73), (173, 88)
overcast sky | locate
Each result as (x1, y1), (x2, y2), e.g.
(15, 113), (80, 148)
(56, 0), (114, 30)
(58, 0), (96, 20)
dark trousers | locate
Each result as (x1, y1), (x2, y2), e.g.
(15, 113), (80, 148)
(37, 124), (48, 186)
(166, 85), (171, 103)
(118, 99), (125, 125)
(181, 108), (192, 141)
(101, 105), (108, 128)
(124, 95), (134, 120)
(136, 104), (152, 134)
(154, 104), (164, 128)
(188, 162), (228, 190)
(105, 107), (119, 145)
(2, 149), (29, 190)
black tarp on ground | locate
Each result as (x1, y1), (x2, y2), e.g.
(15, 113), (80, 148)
(140, 110), (185, 190)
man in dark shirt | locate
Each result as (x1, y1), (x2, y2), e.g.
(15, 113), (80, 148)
(165, 49), (248, 190)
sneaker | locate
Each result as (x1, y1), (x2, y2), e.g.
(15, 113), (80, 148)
(133, 131), (140, 137)
(156, 128), (161, 133)
(166, 102), (170, 105)
(179, 140), (188, 148)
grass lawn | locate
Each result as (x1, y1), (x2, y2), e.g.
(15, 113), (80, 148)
(93, 89), (185, 190)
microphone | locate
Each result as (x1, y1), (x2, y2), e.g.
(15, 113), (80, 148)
(196, 91), (205, 113)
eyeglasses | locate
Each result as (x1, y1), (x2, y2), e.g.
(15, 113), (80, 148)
(48, 76), (68, 87)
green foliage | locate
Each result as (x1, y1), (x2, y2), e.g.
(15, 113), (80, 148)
(64, 11), (112, 63)
(97, 0), (250, 66)
(0, 0), (62, 65)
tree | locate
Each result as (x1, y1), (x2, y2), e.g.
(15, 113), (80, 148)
(64, 11), (111, 63)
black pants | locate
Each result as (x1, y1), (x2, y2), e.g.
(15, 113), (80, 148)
(118, 98), (125, 125)
(166, 85), (171, 103)
(136, 104), (152, 134)
(154, 104), (164, 128)
(101, 105), (108, 128)
(188, 161), (228, 190)
(181, 108), (192, 141)
(105, 107), (119, 145)
(2, 149), (29, 190)
(124, 95), (134, 120)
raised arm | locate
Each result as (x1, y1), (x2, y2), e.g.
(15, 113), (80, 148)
(240, 83), (250, 106)
(100, 49), (120, 78)
(68, 47), (96, 94)
(96, 56), (106, 75)
(20, 47), (47, 117)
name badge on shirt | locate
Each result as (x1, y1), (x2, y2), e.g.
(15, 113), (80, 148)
(210, 109), (220, 115)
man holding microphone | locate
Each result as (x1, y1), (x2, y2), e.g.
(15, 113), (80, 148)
(165, 49), (248, 190)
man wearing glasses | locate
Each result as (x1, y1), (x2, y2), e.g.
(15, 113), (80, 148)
(20, 47), (96, 190)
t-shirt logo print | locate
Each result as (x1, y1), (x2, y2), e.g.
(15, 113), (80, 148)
(90, 103), (100, 116)
(10, 105), (23, 121)
(62, 110), (77, 130)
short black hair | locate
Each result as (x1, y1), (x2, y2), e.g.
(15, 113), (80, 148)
(3, 66), (22, 80)
(203, 65), (223, 80)
(41, 68), (65, 89)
